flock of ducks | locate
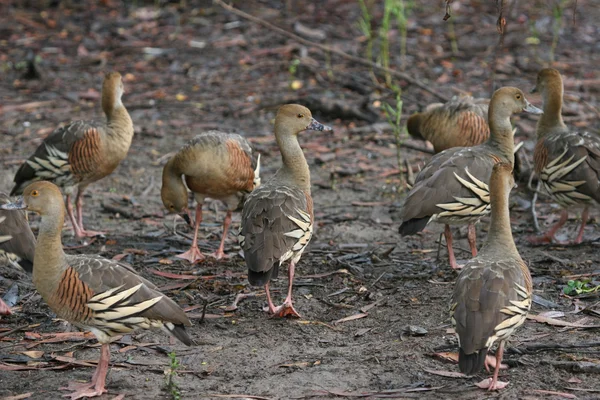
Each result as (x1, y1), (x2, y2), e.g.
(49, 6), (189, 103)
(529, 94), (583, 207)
(0, 67), (598, 396)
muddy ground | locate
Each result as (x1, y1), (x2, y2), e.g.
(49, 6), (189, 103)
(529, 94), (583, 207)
(1, 0), (600, 399)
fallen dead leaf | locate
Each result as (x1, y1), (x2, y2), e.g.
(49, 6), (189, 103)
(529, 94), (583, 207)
(432, 352), (459, 363)
(333, 313), (368, 325)
(1, 392), (34, 400)
(17, 351), (44, 359)
(529, 389), (577, 399)
(423, 368), (468, 378)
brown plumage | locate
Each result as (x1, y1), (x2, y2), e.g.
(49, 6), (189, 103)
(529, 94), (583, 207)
(529, 68), (600, 244)
(161, 131), (260, 263)
(399, 87), (542, 270)
(240, 104), (332, 318)
(11, 72), (134, 239)
(0, 192), (36, 315)
(451, 162), (532, 391)
(407, 96), (489, 153)
(1, 181), (192, 399)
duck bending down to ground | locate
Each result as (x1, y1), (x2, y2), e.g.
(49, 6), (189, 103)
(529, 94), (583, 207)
(451, 162), (532, 391)
(2, 181), (192, 399)
(529, 68), (600, 244)
(161, 131), (260, 263)
(240, 104), (332, 318)
(0, 193), (36, 314)
(11, 72), (134, 239)
(398, 87), (542, 269)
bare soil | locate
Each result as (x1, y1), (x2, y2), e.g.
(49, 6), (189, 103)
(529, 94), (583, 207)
(1, 1), (599, 399)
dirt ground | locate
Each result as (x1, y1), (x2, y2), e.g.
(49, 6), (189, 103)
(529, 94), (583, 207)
(1, 1), (600, 399)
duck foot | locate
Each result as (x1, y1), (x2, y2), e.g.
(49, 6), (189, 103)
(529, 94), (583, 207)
(224, 292), (258, 312)
(265, 300), (302, 319)
(475, 377), (509, 390)
(76, 229), (107, 238)
(0, 298), (12, 315)
(484, 354), (508, 372)
(210, 249), (230, 261)
(177, 246), (206, 264)
(63, 386), (107, 399)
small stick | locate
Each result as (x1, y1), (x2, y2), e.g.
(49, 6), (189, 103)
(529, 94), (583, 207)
(213, 0), (449, 102)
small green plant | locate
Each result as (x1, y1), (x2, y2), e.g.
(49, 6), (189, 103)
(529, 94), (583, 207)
(166, 351), (182, 400)
(549, 0), (569, 63)
(382, 86), (406, 191)
(563, 279), (600, 296)
(288, 58), (300, 76)
(357, 0), (377, 83)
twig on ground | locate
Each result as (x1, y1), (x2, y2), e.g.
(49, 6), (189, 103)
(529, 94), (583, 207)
(213, 0), (449, 102)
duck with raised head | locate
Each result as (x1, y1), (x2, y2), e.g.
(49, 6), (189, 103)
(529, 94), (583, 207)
(239, 104), (332, 318)
(0, 192), (36, 314)
(11, 72), (134, 239)
(398, 87), (542, 270)
(161, 131), (260, 263)
(529, 68), (600, 244)
(1, 182), (192, 399)
(407, 95), (490, 153)
(451, 162), (532, 391)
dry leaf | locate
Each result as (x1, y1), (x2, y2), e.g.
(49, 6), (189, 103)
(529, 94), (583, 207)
(333, 313), (368, 325)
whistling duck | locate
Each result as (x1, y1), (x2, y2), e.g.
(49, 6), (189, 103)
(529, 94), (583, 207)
(161, 131), (260, 263)
(11, 72), (134, 239)
(1, 182), (192, 399)
(239, 104), (332, 318)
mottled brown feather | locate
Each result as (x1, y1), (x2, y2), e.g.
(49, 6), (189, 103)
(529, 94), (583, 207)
(408, 96), (489, 154)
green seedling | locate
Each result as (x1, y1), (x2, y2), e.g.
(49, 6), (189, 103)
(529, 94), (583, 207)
(563, 279), (600, 296)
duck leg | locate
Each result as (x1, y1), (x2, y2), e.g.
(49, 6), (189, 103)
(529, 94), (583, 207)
(477, 342), (509, 390)
(270, 261), (302, 318)
(62, 343), (110, 399)
(65, 194), (86, 239)
(177, 203), (206, 263)
(0, 298), (12, 315)
(444, 225), (461, 270)
(263, 282), (278, 314)
(74, 187), (106, 238)
(211, 210), (232, 260)
(467, 223), (477, 257)
(528, 209), (568, 244)
(573, 206), (589, 244)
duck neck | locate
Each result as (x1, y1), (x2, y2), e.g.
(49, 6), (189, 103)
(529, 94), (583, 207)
(33, 206), (67, 296)
(484, 181), (517, 255)
(105, 103), (133, 137)
(274, 127), (310, 192)
(537, 84), (567, 138)
(487, 104), (515, 164)
(162, 158), (186, 198)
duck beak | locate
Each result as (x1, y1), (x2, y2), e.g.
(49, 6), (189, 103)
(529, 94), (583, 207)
(306, 118), (333, 132)
(179, 210), (193, 227)
(0, 197), (26, 210)
(523, 100), (543, 115)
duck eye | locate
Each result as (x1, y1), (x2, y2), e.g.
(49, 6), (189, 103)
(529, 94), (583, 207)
(170, 205), (175, 210)
(31, 190), (39, 197)
(297, 113), (304, 118)
(516, 94), (521, 99)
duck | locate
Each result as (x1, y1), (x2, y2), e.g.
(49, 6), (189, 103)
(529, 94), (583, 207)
(407, 95), (489, 153)
(450, 162), (532, 391)
(528, 68), (600, 244)
(161, 131), (261, 263)
(239, 104), (332, 318)
(0, 192), (36, 315)
(11, 72), (134, 239)
(1, 181), (192, 399)
(398, 87), (542, 270)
